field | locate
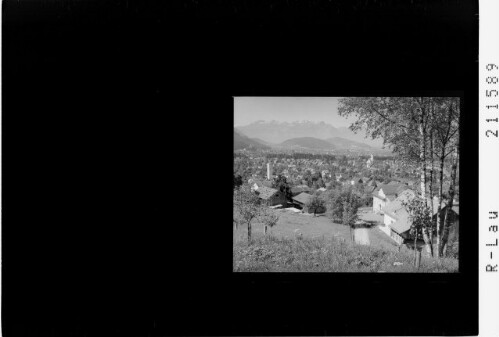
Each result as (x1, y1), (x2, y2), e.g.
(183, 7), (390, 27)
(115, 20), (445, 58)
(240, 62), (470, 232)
(233, 235), (459, 272)
(234, 207), (400, 252)
(233, 207), (459, 272)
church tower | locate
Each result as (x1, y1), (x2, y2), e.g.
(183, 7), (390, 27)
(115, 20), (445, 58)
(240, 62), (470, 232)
(267, 162), (273, 180)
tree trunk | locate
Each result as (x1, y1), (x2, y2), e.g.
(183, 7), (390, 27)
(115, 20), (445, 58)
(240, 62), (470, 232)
(429, 131), (435, 252)
(419, 113), (427, 201)
(419, 120), (432, 256)
(422, 230), (433, 257)
(439, 140), (459, 257)
(436, 148), (445, 257)
(413, 231), (418, 267)
(247, 222), (252, 243)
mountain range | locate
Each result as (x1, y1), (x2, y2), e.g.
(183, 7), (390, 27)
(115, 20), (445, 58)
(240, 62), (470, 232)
(236, 120), (385, 148)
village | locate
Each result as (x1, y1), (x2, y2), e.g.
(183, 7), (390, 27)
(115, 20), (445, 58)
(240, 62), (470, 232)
(234, 150), (459, 256)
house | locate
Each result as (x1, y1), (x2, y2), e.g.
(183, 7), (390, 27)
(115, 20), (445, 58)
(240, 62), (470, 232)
(431, 200), (460, 242)
(292, 192), (313, 210)
(255, 186), (287, 207)
(380, 191), (459, 247)
(249, 179), (273, 192)
(291, 185), (312, 196)
(364, 184), (377, 194)
(292, 192), (326, 214)
(372, 183), (410, 214)
(380, 189), (417, 245)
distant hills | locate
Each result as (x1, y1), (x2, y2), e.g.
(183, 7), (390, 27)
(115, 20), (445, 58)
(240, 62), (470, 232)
(279, 137), (335, 150)
(236, 120), (385, 148)
(276, 136), (381, 152)
(325, 137), (375, 150)
(234, 129), (270, 150)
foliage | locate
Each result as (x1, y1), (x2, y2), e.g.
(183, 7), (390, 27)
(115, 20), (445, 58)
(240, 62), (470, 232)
(306, 194), (326, 215)
(338, 97), (421, 150)
(258, 208), (280, 230)
(233, 174), (243, 190)
(233, 186), (263, 242)
(342, 199), (359, 227)
(323, 187), (361, 224)
(271, 174), (292, 200)
(403, 197), (434, 240)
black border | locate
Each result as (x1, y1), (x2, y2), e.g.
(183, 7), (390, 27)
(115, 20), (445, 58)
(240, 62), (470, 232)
(3, 0), (478, 335)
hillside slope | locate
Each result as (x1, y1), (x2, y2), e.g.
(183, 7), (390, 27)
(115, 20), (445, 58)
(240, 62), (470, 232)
(234, 129), (270, 150)
(325, 136), (373, 150)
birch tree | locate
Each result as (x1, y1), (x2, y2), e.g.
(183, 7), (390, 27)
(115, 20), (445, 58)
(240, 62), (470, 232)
(404, 197), (433, 268)
(338, 97), (433, 254)
(430, 98), (459, 257)
(440, 136), (459, 257)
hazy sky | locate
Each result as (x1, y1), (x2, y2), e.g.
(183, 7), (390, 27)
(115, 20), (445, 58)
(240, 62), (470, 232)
(234, 97), (357, 127)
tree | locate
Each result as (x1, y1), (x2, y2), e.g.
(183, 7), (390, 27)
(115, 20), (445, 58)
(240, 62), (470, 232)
(404, 197), (434, 268)
(259, 208), (280, 235)
(316, 177), (325, 188)
(323, 187), (360, 224)
(440, 138), (459, 257)
(338, 97), (459, 257)
(272, 174), (292, 201)
(432, 99), (459, 257)
(233, 174), (243, 190)
(343, 201), (359, 242)
(306, 194), (326, 217)
(324, 189), (345, 222)
(233, 186), (262, 243)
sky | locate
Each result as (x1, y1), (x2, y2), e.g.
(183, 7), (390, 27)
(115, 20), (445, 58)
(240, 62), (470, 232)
(234, 97), (357, 127)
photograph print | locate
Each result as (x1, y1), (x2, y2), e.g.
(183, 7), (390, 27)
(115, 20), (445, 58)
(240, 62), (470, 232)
(233, 97), (460, 273)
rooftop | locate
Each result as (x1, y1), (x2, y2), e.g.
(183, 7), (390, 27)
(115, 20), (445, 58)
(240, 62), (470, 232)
(256, 186), (279, 200)
(382, 189), (416, 221)
(292, 192), (313, 205)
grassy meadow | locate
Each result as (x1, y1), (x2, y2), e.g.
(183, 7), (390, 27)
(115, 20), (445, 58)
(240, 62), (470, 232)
(233, 235), (459, 272)
(233, 207), (458, 273)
